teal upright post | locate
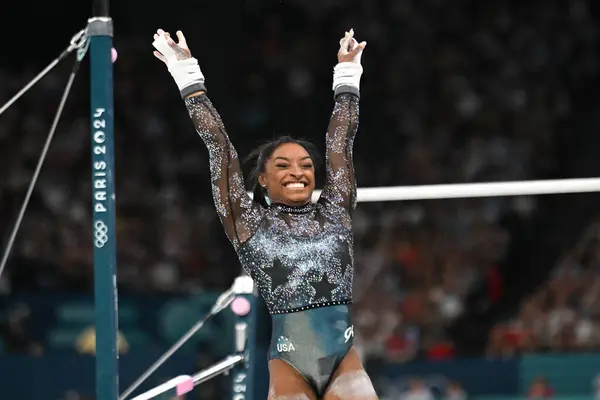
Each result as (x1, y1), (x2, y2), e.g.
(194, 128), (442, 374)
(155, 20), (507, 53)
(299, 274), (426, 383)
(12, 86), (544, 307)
(87, 1), (119, 398)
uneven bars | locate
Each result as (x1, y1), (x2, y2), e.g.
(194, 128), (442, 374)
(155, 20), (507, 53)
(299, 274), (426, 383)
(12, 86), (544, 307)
(87, 0), (119, 398)
(130, 355), (245, 400)
(94, 0), (109, 16)
(350, 177), (600, 202)
(251, 177), (600, 203)
(120, 276), (257, 400)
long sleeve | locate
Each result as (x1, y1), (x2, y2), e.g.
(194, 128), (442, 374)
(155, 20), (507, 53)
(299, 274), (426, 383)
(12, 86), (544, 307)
(185, 94), (263, 249)
(318, 92), (359, 215)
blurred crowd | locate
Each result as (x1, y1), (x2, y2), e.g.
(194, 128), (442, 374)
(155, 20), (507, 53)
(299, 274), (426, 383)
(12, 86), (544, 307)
(1, 0), (599, 373)
(488, 220), (600, 356)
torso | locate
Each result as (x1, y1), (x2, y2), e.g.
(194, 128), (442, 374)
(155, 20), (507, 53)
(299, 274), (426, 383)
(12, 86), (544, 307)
(237, 202), (354, 315)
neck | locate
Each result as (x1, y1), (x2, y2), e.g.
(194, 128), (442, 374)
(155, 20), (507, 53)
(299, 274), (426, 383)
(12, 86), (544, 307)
(270, 202), (313, 214)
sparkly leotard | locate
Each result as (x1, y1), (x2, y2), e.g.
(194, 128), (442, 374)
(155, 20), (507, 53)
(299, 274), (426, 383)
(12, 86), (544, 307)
(185, 88), (359, 396)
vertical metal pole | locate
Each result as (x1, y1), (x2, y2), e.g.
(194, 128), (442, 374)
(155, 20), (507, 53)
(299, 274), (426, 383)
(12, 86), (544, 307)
(231, 276), (257, 400)
(88, 14), (119, 400)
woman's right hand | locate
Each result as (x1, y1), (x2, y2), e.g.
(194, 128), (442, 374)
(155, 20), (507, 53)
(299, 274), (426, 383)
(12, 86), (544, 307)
(152, 29), (205, 97)
(153, 29), (192, 66)
(337, 29), (366, 65)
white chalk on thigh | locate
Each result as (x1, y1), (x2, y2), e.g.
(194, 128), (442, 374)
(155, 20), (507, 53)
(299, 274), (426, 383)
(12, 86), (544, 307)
(268, 386), (313, 400)
(327, 370), (378, 399)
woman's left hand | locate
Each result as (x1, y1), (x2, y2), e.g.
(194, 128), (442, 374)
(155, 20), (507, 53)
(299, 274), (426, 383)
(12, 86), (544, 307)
(337, 29), (367, 64)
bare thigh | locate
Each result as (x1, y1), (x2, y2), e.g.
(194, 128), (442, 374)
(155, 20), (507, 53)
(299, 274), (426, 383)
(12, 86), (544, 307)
(322, 348), (378, 400)
(267, 359), (317, 400)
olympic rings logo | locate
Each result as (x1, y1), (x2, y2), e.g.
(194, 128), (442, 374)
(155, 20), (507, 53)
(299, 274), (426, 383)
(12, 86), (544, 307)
(94, 220), (109, 248)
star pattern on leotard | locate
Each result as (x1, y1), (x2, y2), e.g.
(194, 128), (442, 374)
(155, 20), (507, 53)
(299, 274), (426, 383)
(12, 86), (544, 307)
(309, 273), (339, 300)
(265, 258), (290, 293)
(340, 262), (349, 278)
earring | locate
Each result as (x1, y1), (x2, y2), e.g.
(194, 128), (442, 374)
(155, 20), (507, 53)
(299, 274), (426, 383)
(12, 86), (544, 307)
(261, 185), (271, 205)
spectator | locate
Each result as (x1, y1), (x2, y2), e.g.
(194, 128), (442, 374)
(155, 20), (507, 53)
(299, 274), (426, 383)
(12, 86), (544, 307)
(527, 376), (554, 399)
(445, 381), (468, 400)
(400, 378), (435, 400)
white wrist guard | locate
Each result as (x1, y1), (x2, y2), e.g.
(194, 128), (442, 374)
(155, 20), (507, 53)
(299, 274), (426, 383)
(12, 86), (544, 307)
(167, 58), (205, 93)
(332, 62), (363, 92)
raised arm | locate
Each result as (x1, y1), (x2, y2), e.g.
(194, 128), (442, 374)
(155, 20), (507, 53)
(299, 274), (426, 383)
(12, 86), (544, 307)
(152, 29), (262, 249)
(319, 93), (360, 213)
(185, 94), (262, 248)
(319, 30), (366, 215)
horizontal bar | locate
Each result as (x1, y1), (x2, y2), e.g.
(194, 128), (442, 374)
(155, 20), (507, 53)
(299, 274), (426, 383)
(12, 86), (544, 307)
(249, 177), (600, 202)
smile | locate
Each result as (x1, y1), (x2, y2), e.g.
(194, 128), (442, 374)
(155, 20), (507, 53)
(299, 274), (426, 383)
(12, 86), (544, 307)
(284, 182), (307, 189)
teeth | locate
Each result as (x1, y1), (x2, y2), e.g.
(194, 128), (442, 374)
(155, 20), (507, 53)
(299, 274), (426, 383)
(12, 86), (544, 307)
(286, 183), (305, 189)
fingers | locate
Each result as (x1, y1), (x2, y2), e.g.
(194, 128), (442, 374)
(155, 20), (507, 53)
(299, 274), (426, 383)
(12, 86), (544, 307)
(338, 29), (367, 55)
(153, 29), (172, 64)
(176, 30), (188, 48)
(337, 29), (366, 64)
(154, 29), (186, 45)
(350, 40), (367, 57)
(153, 51), (166, 63)
(165, 32), (176, 47)
(153, 28), (191, 63)
(154, 29), (177, 47)
(339, 29), (354, 53)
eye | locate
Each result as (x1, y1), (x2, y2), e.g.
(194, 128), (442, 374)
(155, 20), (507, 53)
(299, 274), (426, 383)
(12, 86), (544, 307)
(302, 163), (313, 169)
(275, 163), (289, 169)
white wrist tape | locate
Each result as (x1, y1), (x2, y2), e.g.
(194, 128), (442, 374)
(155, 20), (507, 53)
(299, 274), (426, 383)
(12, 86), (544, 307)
(167, 58), (205, 93)
(332, 62), (363, 91)
(152, 35), (205, 92)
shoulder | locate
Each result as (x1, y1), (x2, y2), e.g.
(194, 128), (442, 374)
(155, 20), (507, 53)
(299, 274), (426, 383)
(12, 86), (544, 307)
(315, 201), (352, 228)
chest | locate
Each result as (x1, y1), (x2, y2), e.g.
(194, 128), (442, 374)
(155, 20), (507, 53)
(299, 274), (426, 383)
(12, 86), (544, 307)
(240, 211), (353, 271)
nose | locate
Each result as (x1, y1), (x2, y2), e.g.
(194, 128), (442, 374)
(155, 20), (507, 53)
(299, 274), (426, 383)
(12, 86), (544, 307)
(290, 165), (303, 178)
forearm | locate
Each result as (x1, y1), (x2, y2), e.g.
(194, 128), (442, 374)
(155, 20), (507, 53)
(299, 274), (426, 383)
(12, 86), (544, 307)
(185, 95), (230, 147)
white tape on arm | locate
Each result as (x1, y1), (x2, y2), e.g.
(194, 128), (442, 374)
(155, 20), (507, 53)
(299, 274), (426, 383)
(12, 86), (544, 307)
(332, 62), (363, 92)
(152, 35), (205, 94)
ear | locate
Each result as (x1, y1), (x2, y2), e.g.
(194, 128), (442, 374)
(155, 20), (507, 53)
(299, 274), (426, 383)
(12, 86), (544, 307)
(258, 174), (267, 188)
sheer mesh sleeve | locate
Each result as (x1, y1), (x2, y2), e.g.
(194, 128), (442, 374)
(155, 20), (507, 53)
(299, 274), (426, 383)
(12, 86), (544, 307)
(318, 93), (359, 216)
(185, 94), (263, 249)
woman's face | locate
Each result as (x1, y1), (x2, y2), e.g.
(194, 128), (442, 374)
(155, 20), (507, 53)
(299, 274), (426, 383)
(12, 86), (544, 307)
(259, 143), (315, 206)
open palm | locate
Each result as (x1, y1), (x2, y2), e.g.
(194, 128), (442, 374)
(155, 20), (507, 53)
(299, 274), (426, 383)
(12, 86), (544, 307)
(152, 29), (192, 64)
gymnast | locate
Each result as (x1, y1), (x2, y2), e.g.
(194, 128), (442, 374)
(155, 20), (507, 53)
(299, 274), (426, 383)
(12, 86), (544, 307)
(152, 27), (377, 400)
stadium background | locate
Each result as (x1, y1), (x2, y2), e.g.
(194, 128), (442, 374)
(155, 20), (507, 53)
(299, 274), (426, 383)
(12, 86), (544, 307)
(1, 0), (600, 399)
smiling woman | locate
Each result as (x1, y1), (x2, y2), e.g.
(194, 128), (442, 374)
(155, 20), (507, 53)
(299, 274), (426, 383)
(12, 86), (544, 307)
(246, 137), (320, 208)
(153, 27), (377, 399)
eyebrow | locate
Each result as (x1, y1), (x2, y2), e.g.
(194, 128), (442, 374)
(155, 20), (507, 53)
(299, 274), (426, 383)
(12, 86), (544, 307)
(273, 156), (312, 162)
